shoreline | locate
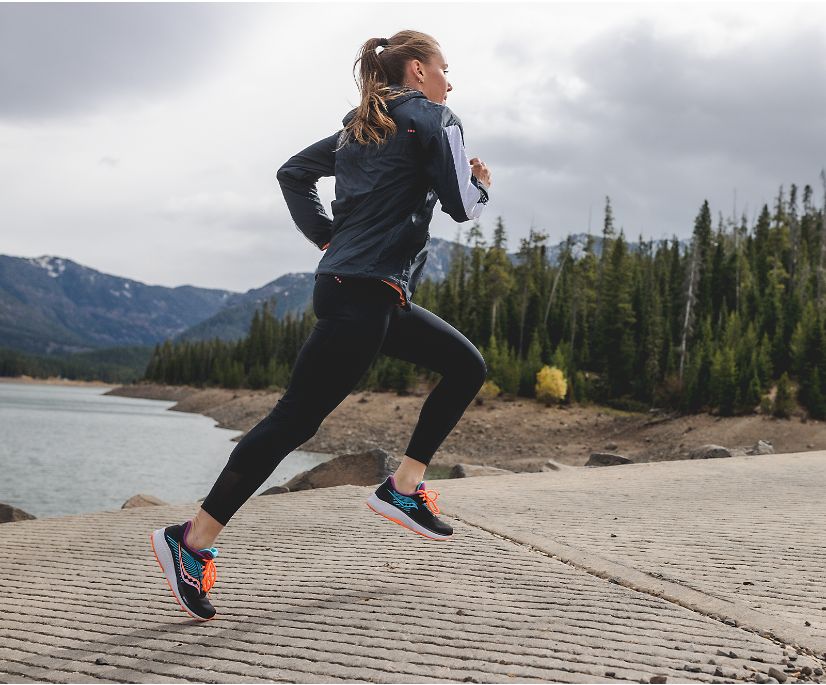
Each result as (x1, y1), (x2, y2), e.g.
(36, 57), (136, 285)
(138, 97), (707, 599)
(102, 381), (826, 472)
(0, 375), (117, 388)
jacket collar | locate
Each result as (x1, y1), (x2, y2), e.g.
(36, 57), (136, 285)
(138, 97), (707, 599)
(342, 84), (426, 126)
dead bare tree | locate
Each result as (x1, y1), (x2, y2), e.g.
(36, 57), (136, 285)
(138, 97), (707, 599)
(679, 237), (699, 382)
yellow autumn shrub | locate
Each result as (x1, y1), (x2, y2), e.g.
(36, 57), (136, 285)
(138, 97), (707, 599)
(535, 365), (567, 405)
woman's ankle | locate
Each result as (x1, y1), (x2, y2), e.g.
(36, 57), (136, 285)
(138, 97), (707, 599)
(391, 455), (428, 494)
(184, 510), (223, 551)
(390, 474), (419, 495)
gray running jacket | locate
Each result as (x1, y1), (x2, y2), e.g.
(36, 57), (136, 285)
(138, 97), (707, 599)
(276, 84), (490, 311)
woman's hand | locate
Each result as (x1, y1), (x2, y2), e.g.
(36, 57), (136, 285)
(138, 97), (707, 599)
(469, 157), (492, 189)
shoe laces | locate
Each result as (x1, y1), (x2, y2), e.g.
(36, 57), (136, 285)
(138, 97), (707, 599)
(417, 487), (441, 515)
(197, 547), (219, 593)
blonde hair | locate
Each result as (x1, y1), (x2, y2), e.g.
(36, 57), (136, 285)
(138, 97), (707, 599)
(340, 30), (441, 148)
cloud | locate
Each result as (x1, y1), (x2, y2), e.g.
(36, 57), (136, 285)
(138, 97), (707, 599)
(0, 3), (258, 121)
(155, 191), (278, 232)
(469, 17), (826, 239)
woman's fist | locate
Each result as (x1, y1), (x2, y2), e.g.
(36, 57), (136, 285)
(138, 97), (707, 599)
(469, 157), (492, 189)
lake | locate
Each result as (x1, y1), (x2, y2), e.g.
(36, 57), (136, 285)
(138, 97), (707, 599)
(0, 381), (334, 519)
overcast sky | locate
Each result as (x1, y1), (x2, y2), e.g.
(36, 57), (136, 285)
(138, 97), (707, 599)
(2, 2), (825, 292)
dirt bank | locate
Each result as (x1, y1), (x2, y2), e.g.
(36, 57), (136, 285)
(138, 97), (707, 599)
(105, 382), (826, 471)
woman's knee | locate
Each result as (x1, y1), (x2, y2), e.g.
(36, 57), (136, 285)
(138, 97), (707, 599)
(455, 345), (487, 390)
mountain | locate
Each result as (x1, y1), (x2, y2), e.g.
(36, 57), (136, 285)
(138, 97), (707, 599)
(0, 255), (234, 355)
(3, 234), (690, 355)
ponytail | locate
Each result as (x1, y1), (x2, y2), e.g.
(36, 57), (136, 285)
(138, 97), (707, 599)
(340, 30), (440, 148)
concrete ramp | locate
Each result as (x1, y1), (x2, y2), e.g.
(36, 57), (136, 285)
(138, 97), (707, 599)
(2, 452), (825, 683)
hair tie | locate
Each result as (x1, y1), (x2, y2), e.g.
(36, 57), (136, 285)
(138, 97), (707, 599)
(374, 38), (389, 55)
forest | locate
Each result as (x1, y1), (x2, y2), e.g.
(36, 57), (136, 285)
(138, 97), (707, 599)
(144, 179), (826, 419)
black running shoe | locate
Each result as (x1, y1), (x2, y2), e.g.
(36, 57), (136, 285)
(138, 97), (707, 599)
(150, 520), (220, 620)
(366, 476), (453, 540)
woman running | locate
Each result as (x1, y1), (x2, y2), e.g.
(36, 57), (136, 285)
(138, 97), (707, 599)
(151, 29), (492, 621)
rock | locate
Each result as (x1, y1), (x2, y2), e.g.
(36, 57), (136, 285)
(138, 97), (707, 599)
(714, 667), (725, 677)
(650, 676), (668, 683)
(767, 667), (787, 683)
(259, 486), (289, 496)
(586, 452), (632, 467)
(283, 448), (400, 491)
(716, 649), (738, 659)
(748, 440), (775, 455)
(0, 502), (36, 523)
(604, 442), (619, 451)
(801, 666), (812, 677)
(542, 459), (566, 471)
(806, 443), (815, 449)
(687, 444), (732, 460)
(121, 494), (167, 509)
(450, 464), (514, 478)
(730, 447), (749, 457)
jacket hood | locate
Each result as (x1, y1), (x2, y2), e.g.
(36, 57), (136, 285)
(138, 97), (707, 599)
(341, 84), (427, 127)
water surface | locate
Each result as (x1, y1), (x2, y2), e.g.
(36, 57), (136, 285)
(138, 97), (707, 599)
(0, 381), (333, 518)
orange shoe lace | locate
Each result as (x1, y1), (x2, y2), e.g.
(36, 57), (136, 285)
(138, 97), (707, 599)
(417, 487), (441, 515)
(195, 546), (219, 593)
(201, 558), (217, 593)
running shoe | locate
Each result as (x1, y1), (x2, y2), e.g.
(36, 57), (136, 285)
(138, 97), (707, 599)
(150, 520), (220, 620)
(366, 476), (453, 540)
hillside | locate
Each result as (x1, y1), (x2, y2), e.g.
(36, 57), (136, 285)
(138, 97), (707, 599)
(0, 255), (233, 355)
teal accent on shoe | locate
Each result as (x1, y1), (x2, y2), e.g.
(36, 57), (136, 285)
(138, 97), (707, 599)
(390, 490), (419, 510)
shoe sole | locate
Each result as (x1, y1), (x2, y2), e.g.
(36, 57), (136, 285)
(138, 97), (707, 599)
(365, 494), (452, 541)
(150, 529), (216, 621)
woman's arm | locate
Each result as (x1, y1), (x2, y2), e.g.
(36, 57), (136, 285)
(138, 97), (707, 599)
(276, 131), (340, 250)
(420, 108), (489, 223)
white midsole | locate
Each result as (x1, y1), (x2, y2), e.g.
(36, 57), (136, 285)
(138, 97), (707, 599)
(366, 493), (452, 540)
(151, 528), (203, 620)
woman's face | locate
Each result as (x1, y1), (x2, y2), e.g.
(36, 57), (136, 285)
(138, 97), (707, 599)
(408, 48), (452, 105)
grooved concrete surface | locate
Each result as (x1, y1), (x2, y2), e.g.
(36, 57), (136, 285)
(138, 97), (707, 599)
(1, 452), (825, 684)
(437, 451), (826, 652)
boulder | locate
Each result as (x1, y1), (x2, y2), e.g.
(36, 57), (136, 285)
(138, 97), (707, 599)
(121, 494), (167, 509)
(450, 463), (514, 478)
(687, 444), (732, 460)
(748, 440), (774, 455)
(259, 485), (290, 496)
(586, 452), (632, 467)
(542, 459), (568, 472)
(0, 503), (36, 523)
(283, 448), (400, 491)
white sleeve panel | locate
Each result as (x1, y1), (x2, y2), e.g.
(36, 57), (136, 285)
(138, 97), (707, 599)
(444, 124), (488, 220)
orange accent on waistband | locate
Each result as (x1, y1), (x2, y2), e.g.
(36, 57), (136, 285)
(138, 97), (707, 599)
(321, 242), (330, 250)
(381, 279), (406, 307)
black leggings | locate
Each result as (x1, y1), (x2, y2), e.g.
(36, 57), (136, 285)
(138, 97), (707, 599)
(200, 273), (487, 525)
